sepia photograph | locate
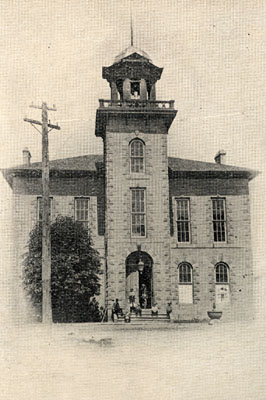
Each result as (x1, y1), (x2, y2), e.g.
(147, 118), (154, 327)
(0, 1), (265, 399)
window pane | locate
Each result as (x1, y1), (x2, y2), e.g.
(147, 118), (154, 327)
(131, 140), (144, 173)
(176, 199), (190, 242)
(179, 263), (192, 283)
(75, 198), (89, 228)
(212, 199), (226, 242)
(131, 189), (146, 237)
(216, 263), (229, 283)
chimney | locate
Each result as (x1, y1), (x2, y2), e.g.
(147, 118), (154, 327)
(214, 150), (226, 165)
(23, 147), (31, 166)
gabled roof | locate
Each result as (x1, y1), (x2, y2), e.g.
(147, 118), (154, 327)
(2, 154), (257, 188)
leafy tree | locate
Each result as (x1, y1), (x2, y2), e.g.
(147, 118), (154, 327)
(23, 216), (102, 322)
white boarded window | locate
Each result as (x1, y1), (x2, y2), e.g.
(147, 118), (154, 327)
(37, 197), (53, 222)
(178, 262), (193, 304)
(215, 262), (230, 305)
(131, 188), (146, 237)
(130, 139), (145, 173)
(75, 198), (89, 229)
(176, 198), (190, 242)
(212, 198), (227, 242)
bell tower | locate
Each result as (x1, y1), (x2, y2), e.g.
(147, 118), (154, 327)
(95, 45), (177, 317)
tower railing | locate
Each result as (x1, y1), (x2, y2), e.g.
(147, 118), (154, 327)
(98, 99), (175, 109)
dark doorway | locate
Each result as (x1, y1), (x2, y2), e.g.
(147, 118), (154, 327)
(139, 263), (152, 309)
(126, 251), (153, 309)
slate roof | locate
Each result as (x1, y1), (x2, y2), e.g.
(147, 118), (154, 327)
(3, 154), (256, 180)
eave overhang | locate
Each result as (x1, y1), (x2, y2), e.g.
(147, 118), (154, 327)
(168, 168), (258, 181)
(102, 57), (163, 84)
(95, 107), (177, 138)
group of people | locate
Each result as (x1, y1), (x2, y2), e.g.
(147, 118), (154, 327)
(151, 302), (172, 318)
(129, 285), (148, 310)
(111, 288), (173, 323)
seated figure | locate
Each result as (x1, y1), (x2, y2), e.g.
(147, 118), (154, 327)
(135, 304), (142, 317)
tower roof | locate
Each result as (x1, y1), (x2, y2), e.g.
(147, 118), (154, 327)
(103, 46), (162, 84)
(114, 45), (152, 64)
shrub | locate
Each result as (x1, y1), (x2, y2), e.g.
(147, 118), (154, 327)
(23, 216), (102, 322)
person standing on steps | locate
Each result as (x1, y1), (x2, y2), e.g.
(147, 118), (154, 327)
(129, 288), (136, 312)
(166, 302), (172, 319)
(140, 283), (148, 309)
(112, 299), (122, 322)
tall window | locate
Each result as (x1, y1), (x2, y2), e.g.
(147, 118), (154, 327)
(37, 196), (52, 222)
(75, 198), (89, 229)
(130, 139), (144, 173)
(131, 188), (146, 237)
(178, 262), (193, 304)
(176, 198), (190, 242)
(212, 198), (226, 242)
(215, 262), (230, 304)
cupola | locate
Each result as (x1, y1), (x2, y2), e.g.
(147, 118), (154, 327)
(96, 44), (177, 138)
(102, 45), (163, 103)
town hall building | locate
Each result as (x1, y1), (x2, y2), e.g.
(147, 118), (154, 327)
(3, 45), (257, 322)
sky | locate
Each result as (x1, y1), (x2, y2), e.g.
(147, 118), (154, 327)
(0, 0), (265, 281)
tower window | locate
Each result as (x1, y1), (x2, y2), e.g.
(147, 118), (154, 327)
(178, 262), (193, 304)
(130, 81), (140, 99)
(215, 262), (230, 304)
(212, 198), (227, 242)
(176, 198), (190, 242)
(75, 197), (89, 229)
(130, 139), (145, 173)
(131, 188), (146, 237)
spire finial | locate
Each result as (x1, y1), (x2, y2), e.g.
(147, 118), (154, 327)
(130, 2), (133, 46)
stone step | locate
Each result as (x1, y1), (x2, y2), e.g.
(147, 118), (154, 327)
(116, 318), (170, 324)
(115, 312), (170, 323)
(131, 315), (168, 320)
(132, 309), (167, 314)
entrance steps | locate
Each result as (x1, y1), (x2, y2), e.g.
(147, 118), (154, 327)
(116, 308), (170, 324)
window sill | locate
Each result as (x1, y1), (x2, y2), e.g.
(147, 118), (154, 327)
(127, 173), (149, 180)
(213, 242), (229, 248)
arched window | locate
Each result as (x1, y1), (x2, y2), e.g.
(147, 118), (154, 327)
(215, 262), (229, 283)
(130, 139), (145, 173)
(178, 262), (193, 304)
(215, 262), (230, 305)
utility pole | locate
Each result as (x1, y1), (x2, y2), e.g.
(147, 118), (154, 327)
(24, 102), (60, 323)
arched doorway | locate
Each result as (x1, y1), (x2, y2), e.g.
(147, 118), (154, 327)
(126, 251), (153, 309)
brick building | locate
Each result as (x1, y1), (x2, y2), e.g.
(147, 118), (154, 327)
(3, 45), (257, 321)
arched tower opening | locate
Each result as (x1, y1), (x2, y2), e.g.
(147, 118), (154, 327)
(126, 251), (153, 309)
